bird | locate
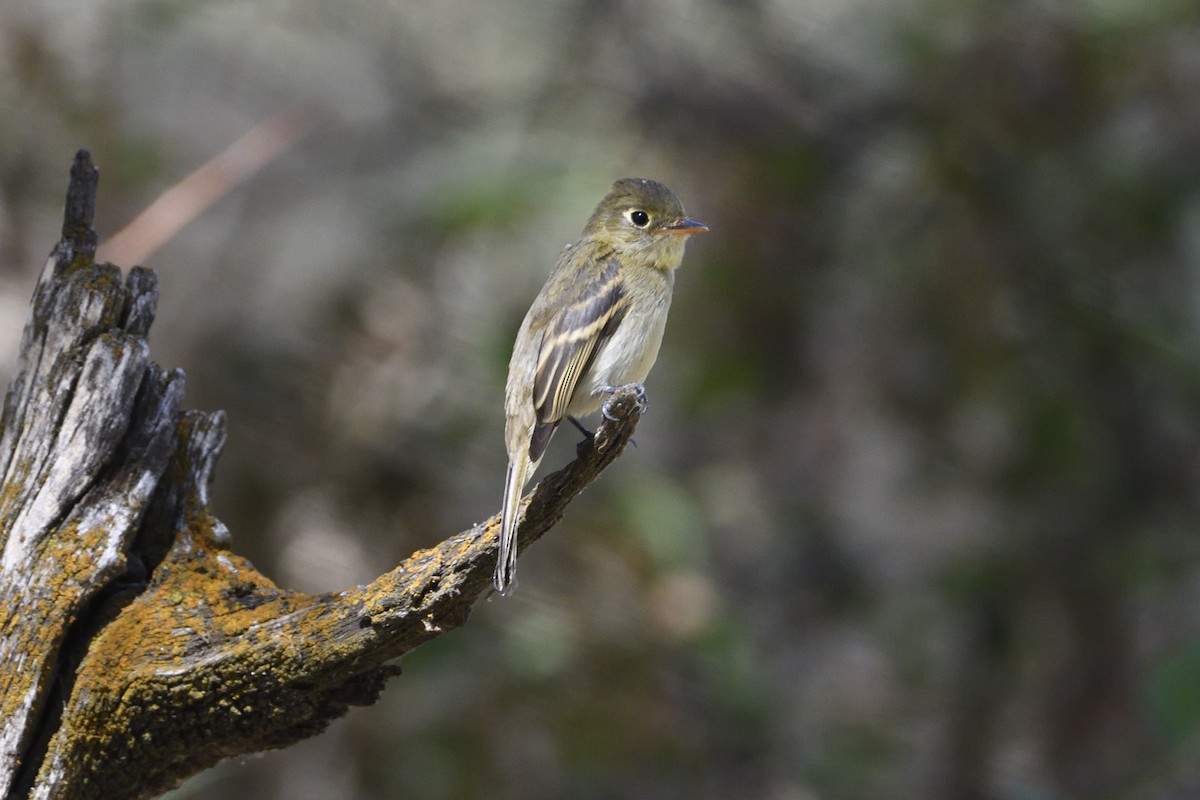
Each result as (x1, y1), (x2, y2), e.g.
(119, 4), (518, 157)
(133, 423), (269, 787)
(496, 178), (708, 593)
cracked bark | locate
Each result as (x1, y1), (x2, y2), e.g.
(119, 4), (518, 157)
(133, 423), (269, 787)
(0, 151), (644, 800)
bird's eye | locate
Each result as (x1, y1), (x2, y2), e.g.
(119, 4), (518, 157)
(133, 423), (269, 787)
(629, 210), (650, 227)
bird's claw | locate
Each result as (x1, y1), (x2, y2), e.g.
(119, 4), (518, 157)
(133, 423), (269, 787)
(601, 382), (649, 421)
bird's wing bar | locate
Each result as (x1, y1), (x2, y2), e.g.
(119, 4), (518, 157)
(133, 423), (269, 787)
(529, 259), (627, 459)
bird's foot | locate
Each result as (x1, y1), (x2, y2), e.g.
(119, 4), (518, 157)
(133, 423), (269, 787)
(601, 382), (649, 421)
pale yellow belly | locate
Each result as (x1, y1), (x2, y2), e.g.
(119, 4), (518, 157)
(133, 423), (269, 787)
(566, 301), (669, 418)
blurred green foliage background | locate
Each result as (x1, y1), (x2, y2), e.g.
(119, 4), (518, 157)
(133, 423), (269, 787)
(3, 0), (1200, 798)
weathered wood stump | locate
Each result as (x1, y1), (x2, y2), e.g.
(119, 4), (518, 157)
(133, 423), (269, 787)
(0, 151), (644, 799)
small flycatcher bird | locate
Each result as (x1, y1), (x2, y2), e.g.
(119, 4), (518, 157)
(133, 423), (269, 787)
(497, 178), (708, 593)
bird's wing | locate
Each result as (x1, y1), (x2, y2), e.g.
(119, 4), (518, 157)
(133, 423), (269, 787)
(528, 257), (627, 461)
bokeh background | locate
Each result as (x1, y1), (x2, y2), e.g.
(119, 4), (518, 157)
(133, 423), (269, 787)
(3, 0), (1200, 798)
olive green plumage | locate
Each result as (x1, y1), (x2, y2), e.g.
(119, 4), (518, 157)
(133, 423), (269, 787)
(497, 178), (707, 593)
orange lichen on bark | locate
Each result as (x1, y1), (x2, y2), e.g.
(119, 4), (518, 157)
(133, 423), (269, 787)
(40, 516), (323, 796)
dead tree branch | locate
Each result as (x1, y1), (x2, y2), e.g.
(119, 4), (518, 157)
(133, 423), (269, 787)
(0, 151), (643, 800)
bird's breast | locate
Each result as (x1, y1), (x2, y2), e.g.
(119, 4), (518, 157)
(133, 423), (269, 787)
(567, 276), (672, 417)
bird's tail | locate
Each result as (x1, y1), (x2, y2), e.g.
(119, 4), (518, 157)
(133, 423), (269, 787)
(496, 457), (529, 594)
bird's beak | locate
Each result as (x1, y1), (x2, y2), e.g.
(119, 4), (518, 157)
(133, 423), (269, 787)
(657, 217), (709, 236)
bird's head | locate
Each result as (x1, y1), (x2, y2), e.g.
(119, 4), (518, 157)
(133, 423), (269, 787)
(582, 178), (708, 269)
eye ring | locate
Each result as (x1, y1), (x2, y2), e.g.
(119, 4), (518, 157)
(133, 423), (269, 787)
(628, 209), (650, 228)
